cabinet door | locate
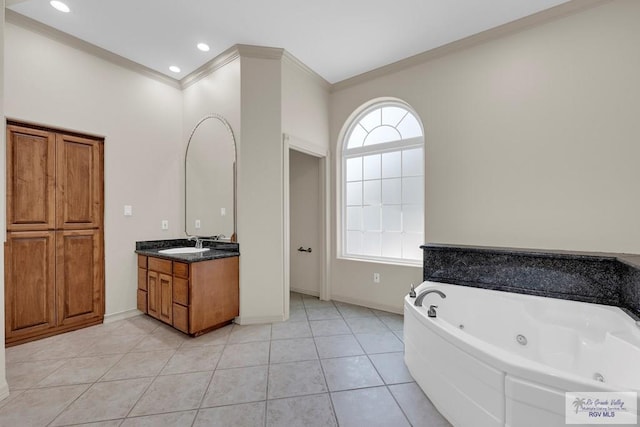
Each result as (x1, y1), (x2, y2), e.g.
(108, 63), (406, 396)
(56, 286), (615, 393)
(190, 256), (239, 333)
(56, 134), (103, 229)
(5, 231), (56, 341)
(56, 229), (104, 327)
(159, 273), (173, 324)
(6, 125), (56, 231)
(147, 270), (159, 319)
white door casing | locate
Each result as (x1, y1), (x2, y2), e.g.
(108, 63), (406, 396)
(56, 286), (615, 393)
(283, 133), (330, 320)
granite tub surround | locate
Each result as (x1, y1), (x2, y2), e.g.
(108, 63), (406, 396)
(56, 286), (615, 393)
(421, 244), (640, 319)
(135, 238), (239, 262)
(619, 256), (640, 319)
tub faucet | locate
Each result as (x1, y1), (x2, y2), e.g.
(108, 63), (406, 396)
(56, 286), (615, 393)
(414, 289), (446, 307)
(409, 284), (416, 298)
(427, 305), (439, 318)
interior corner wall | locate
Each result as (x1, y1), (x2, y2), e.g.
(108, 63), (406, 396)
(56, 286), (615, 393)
(281, 59), (330, 152)
(4, 22), (184, 319)
(237, 56), (284, 323)
(329, 0), (640, 313)
(0, 0), (9, 401)
(182, 59), (241, 149)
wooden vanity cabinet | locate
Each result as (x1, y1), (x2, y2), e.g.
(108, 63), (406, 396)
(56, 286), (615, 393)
(137, 254), (238, 335)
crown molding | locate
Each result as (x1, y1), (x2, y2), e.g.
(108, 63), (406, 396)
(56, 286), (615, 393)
(236, 44), (285, 60)
(282, 51), (331, 90)
(331, 0), (611, 93)
(5, 9), (182, 89)
(7, 0), (609, 96)
(180, 44), (290, 89)
(180, 45), (241, 89)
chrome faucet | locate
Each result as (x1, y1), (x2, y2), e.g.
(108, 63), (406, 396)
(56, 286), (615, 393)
(427, 305), (439, 318)
(188, 236), (201, 248)
(414, 289), (446, 307)
(191, 236), (226, 249)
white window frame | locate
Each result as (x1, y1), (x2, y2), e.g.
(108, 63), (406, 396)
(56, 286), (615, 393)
(338, 101), (425, 266)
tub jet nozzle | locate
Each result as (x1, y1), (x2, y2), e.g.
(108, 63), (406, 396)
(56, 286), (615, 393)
(516, 334), (528, 346)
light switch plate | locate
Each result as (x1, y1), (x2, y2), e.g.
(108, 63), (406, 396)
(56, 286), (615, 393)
(161, 220), (169, 230)
(195, 219), (201, 229)
(124, 205), (133, 216)
(220, 208), (226, 216)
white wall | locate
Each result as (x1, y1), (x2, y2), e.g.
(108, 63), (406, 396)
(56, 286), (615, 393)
(237, 55), (285, 323)
(281, 56), (330, 152)
(4, 22), (184, 319)
(330, 0), (640, 313)
(0, 0), (9, 402)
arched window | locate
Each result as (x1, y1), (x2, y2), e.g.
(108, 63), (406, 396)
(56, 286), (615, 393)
(341, 101), (424, 264)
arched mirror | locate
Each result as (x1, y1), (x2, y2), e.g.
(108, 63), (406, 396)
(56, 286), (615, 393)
(185, 114), (237, 241)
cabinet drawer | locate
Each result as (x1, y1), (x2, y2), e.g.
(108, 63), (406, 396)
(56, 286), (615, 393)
(148, 257), (172, 274)
(173, 303), (189, 333)
(137, 289), (148, 313)
(173, 277), (189, 305)
(137, 255), (147, 268)
(173, 262), (189, 278)
(137, 268), (147, 290)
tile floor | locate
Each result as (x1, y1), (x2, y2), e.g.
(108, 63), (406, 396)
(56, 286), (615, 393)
(1, 293), (451, 427)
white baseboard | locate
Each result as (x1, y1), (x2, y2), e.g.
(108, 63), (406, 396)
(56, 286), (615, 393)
(0, 380), (9, 403)
(235, 314), (285, 325)
(330, 294), (403, 315)
(103, 309), (142, 324)
(290, 287), (319, 297)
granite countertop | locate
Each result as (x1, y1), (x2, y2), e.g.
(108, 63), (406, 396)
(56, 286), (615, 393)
(135, 238), (239, 263)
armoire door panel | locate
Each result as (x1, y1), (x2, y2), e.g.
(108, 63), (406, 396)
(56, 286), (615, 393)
(6, 125), (55, 231)
(56, 134), (103, 229)
(5, 231), (56, 339)
(56, 229), (103, 327)
(5, 121), (105, 346)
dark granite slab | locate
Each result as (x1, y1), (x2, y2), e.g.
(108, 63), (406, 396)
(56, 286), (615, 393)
(421, 244), (640, 320)
(135, 239), (239, 263)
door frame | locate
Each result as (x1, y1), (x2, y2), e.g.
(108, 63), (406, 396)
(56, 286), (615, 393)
(283, 133), (330, 320)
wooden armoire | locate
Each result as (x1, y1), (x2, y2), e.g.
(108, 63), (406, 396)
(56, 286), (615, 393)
(5, 121), (105, 346)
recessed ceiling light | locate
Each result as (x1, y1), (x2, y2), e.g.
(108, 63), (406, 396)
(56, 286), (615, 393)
(169, 65), (181, 73)
(197, 43), (210, 52)
(50, 1), (70, 13)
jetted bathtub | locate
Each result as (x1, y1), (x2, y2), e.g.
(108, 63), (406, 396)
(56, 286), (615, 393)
(404, 281), (640, 427)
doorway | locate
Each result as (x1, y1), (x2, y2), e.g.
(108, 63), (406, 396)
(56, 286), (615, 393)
(289, 149), (322, 297)
(283, 134), (330, 321)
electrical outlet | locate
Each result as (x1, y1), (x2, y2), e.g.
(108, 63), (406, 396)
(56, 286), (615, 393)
(123, 205), (132, 216)
(220, 208), (226, 216)
(373, 273), (380, 283)
(161, 220), (169, 230)
(195, 219), (201, 229)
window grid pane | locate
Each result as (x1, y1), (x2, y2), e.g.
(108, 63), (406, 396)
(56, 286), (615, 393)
(346, 156), (363, 182)
(343, 103), (424, 263)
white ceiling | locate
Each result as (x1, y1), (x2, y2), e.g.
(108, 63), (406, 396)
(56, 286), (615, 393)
(7, 0), (571, 83)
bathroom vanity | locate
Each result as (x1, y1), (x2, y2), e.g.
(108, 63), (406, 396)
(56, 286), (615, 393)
(135, 113), (240, 336)
(135, 239), (239, 336)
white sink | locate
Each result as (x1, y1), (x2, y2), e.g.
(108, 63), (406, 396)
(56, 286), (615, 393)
(158, 247), (210, 254)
